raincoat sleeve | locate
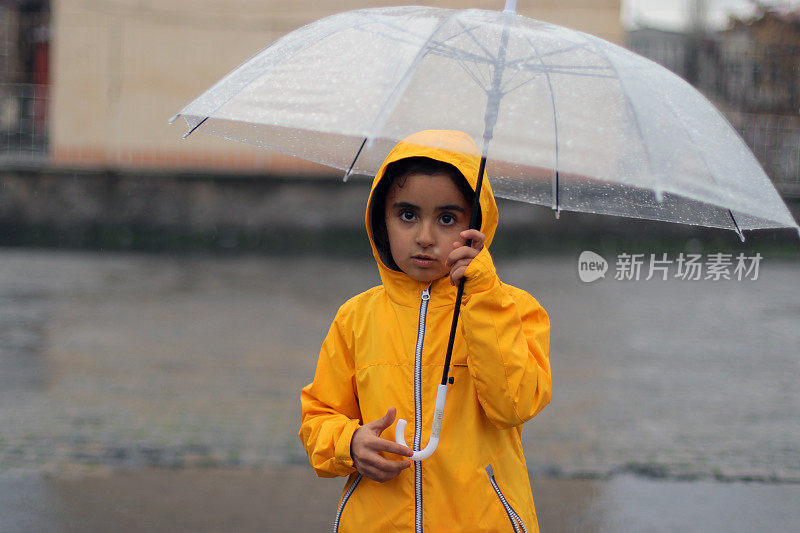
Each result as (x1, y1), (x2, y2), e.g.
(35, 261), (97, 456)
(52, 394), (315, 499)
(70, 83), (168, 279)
(299, 303), (362, 477)
(460, 247), (551, 430)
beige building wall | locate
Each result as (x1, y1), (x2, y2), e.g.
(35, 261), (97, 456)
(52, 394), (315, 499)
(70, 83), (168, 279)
(50, 0), (622, 172)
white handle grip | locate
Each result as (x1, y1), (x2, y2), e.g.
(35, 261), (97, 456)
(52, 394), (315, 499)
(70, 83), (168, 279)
(394, 384), (448, 461)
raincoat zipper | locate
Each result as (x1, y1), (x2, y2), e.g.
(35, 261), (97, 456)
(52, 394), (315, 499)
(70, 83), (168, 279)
(333, 474), (362, 533)
(414, 286), (431, 533)
(486, 465), (527, 533)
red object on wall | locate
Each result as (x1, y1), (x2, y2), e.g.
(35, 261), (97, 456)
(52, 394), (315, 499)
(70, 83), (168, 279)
(32, 29), (48, 132)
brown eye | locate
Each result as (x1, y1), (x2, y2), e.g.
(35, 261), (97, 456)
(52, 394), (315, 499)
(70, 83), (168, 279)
(439, 213), (455, 225)
(400, 210), (416, 222)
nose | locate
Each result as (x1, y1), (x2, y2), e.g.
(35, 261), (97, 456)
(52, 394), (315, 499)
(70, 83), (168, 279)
(416, 221), (435, 247)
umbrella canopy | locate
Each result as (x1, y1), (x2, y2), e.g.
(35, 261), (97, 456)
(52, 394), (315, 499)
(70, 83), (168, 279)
(171, 4), (799, 238)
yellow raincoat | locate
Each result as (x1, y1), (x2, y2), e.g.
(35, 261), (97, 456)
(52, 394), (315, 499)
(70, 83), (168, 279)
(299, 130), (551, 532)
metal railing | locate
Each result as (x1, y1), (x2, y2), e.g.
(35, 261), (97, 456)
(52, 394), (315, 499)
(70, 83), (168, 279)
(0, 83), (48, 163)
(629, 35), (800, 197)
(731, 112), (800, 197)
(632, 39), (800, 115)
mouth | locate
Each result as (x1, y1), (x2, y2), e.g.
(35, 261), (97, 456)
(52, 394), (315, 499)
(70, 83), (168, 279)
(411, 255), (436, 267)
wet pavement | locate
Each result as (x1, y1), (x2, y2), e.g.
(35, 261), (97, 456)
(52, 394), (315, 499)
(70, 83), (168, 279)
(2, 468), (800, 532)
(0, 248), (799, 531)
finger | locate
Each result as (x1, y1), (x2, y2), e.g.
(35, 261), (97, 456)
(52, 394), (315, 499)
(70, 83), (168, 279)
(362, 454), (411, 478)
(368, 407), (396, 433)
(460, 228), (484, 242)
(446, 246), (478, 266)
(359, 463), (389, 483)
(382, 459), (411, 476)
(460, 229), (485, 250)
(448, 255), (473, 285)
(364, 452), (411, 471)
(363, 462), (408, 483)
(372, 437), (414, 458)
(450, 258), (472, 272)
(449, 246), (478, 260)
(450, 265), (467, 285)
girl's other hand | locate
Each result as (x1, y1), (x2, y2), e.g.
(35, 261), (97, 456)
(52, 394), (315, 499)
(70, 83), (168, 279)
(350, 407), (413, 482)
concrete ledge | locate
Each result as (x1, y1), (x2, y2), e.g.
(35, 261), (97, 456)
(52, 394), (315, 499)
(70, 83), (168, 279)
(1, 167), (798, 254)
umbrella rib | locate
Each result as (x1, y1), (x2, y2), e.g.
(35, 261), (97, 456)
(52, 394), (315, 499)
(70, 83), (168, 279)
(653, 90), (749, 238)
(428, 21), (491, 60)
(582, 35), (745, 237)
(455, 18), (497, 64)
(420, 19), (510, 68)
(539, 68), (616, 79)
(581, 35), (662, 202)
(505, 41), (593, 69)
(500, 73), (540, 96)
(499, 60), (523, 89)
(361, 9), (483, 48)
(428, 20), (493, 90)
(452, 32), (495, 91)
(355, 13), (460, 52)
(728, 209), (744, 240)
(509, 55), (618, 79)
(514, 61), (616, 75)
(539, 42), (591, 59)
(426, 42), (496, 66)
(535, 63), (614, 72)
(354, 20), (495, 70)
(426, 44), (497, 72)
(176, 14), (365, 133)
(523, 34), (561, 215)
(361, 12), (493, 67)
(358, 11), (439, 45)
(361, 16), (452, 147)
(343, 137), (368, 182)
(181, 116), (208, 139)
(354, 26), (433, 49)
(454, 55), (491, 92)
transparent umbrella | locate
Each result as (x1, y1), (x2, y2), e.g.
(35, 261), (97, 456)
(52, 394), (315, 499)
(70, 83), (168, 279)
(171, 0), (800, 460)
(171, 1), (799, 238)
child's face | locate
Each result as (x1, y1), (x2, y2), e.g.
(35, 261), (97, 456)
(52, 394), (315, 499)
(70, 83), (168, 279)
(384, 172), (472, 283)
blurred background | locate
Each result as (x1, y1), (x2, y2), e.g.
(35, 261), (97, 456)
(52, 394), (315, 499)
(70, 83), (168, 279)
(1, 1), (799, 531)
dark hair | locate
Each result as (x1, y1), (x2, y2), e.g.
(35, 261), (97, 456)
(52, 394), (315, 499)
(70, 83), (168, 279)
(370, 156), (480, 270)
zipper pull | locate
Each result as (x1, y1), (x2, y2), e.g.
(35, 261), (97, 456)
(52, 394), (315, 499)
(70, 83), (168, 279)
(421, 287), (430, 301)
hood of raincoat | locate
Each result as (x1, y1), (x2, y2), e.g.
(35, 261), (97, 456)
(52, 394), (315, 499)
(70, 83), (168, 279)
(365, 130), (499, 302)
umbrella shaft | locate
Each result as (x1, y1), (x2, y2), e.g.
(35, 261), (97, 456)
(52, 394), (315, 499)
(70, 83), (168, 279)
(440, 7), (511, 386)
(440, 154), (487, 386)
(470, 155), (488, 231)
(441, 278), (466, 385)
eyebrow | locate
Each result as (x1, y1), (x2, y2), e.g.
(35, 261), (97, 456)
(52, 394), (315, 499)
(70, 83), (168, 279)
(392, 201), (466, 214)
(437, 204), (467, 214)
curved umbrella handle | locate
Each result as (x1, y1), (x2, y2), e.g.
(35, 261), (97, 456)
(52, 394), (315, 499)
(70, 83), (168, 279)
(395, 384), (448, 461)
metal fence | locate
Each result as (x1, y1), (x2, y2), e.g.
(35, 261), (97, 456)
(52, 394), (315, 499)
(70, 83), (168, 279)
(632, 38), (800, 114)
(1, 2), (49, 164)
(629, 33), (800, 197)
(0, 82), (48, 162)
(732, 112), (800, 197)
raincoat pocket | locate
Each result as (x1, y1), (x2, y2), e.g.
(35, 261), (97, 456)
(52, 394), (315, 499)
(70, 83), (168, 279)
(486, 465), (528, 533)
(333, 474), (362, 533)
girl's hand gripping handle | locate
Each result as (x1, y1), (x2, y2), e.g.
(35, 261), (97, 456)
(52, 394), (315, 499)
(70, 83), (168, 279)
(394, 384), (448, 461)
